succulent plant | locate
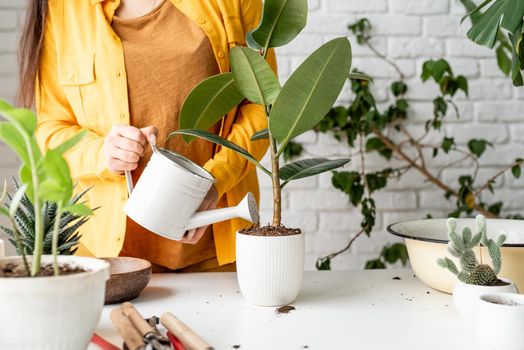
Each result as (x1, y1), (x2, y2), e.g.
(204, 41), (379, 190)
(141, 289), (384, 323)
(437, 215), (506, 286)
(0, 179), (92, 256)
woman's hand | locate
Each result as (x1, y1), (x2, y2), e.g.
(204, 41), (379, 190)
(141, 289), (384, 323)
(180, 186), (218, 245)
(104, 125), (157, 174)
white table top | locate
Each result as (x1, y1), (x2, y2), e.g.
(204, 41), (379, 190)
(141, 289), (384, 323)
(92, 269), (481, 350)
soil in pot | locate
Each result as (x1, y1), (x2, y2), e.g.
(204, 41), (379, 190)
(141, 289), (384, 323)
(239, 224), (301, 236)
(1, 262), (87, 277)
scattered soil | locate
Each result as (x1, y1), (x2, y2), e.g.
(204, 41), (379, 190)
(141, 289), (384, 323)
(392, 276), (401, 280)
(1, 262), (87, 278)
(233, 346), (241, 349)
(275, 305), (296, 314)
(240, 225), (301, 237)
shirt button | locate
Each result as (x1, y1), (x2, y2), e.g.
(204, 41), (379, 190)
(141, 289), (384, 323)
(197, 17), (206, 25)
(116, 72), (121, 78)
(217, 51), (225, 58)
(65, 72), (73, 80)
(120, 113), (126, 120)
(116, 237), (122, 242)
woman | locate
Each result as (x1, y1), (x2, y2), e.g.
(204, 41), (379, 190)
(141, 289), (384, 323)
(18, 0), (275, 272)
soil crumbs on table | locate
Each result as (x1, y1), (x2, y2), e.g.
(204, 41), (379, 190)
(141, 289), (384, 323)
(240, 225), (301, 237)
(232, 345), (241, 349)
(1, 262), (87, 277)
(392, 276), (401, 280)
(275, 305), (296, 314)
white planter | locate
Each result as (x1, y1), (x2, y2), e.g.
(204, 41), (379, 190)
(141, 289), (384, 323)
(476, 293), (524, 350)
(453, 279), (518, 323)
(0, 255), (110, 350)
(236, 231), (304, 306)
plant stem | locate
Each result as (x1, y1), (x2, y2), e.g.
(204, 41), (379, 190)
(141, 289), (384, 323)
(269, 135), (282, 226)
(52, 203), (63, 276)
(10, 217), (29, 276)
(318, 228), (366, 263)
(373, 129), (496, 218)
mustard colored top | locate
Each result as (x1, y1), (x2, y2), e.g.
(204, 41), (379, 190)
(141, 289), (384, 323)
(35, 0), (276, 265)
(112, 0), (220, 269)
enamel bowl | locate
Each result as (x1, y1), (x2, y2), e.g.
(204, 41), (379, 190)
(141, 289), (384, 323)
(388, 218), (524, 294)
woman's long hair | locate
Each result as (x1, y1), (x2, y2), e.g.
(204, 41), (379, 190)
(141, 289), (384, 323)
(18, 0), (48, 108)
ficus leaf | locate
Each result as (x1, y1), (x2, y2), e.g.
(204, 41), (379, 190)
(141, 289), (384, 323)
(251, 128), (269, 141)
(179, 73), (244, 142)
(230, 47), (280, 106)
(280, 158), (350, 186)
(269, 37), (352, 150)
(249, 0), (308, 50)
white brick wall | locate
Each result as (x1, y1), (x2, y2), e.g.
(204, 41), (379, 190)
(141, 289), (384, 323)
(0, 0), (523, 267)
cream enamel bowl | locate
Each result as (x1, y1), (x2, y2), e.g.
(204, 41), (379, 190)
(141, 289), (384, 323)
(388, 218), (524, 294)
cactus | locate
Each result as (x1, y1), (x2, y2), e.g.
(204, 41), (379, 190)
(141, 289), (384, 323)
(437, 215), (506, 286)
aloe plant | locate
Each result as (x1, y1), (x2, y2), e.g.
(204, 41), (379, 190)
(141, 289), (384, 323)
(0, 100), (92, 276)
(0, 179), (92, 256)
(170, 0), (360, 227)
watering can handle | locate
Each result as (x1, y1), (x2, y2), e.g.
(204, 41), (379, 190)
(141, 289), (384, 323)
(125, 135), (158, 196)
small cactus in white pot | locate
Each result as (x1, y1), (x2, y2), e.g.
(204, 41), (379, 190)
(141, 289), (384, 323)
(437, 215), (518, 323)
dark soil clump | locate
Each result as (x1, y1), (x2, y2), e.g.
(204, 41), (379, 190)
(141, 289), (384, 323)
(1, 262), (87, 278)
(392, 276), (401, 280)
(240, 225), (301, 237)
(275, 305), (296, 314)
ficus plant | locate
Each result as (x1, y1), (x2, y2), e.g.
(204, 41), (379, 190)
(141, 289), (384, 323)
(0, 100), (92, 277)
(289, 18), (523, 270)
(169, 0), (362, 228)
(459, 0), (524, 86)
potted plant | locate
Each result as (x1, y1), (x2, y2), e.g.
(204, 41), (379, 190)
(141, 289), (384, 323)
(476, 293), (524, 350)
(170, 0), (356, 306)
(437, 215), (518, 323)
(0, 100), (109, 350)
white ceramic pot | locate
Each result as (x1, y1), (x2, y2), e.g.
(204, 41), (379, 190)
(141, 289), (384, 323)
(0, 255), (110, 350)
(476, 293), (524, 350)
(236, 231), (305, 306)
(453, 279), (518, 323)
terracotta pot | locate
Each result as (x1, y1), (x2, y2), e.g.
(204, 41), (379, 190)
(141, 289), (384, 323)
(0, 255), (109, 350)
(236, 231), (304, 306)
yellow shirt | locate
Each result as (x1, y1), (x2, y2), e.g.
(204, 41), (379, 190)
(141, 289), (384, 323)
(35, 0), (275, 265)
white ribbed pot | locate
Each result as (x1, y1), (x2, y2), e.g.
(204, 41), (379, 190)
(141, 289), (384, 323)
(236, 231), (305, 306)
(453, 279), (518, 323)
(0, 254), (110, 350)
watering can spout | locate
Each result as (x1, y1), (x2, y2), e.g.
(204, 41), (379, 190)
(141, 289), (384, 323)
(186, 192), (259, 230)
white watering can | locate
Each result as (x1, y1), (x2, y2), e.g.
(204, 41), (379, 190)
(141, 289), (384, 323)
(123, 136), (259, 240)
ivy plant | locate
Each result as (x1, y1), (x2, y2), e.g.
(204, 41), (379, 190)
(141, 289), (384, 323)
(289, 18), (523, 270)
(169, 0), (357, 228)
(0, 100), (92, 276)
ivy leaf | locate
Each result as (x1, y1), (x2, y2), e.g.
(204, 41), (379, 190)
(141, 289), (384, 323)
(511, 159), (522, 178)
(391, 81), (407, 96)
(316, 257), (331, 270)
(467, 139), (492, 158)
(282, 141), (303, 161)
(365, 259), (386, 270)
(442, 137), (455, 153)
(365, 137), (392, 160)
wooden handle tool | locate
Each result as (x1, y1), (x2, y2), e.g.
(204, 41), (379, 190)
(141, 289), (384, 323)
(160, 312), (214, 350)
(109, 307), (145, 350)
(122, 302), (156, 338)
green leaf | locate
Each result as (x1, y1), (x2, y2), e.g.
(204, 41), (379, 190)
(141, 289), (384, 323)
(456, 76), (469, 96)
(496, 45), (512, 75)
(0, 178), (6, 203)
(466, 0), (505, 48)
(0, 102), (37, 135)
(460, 0), (494, 24)
(365, 137), (392, 160)
(64, 203), (93, 216)
(348, 71), (374, 83)
(282, 141), (303, 161)
(316, 257), (331, 270)
(270, 37), (352, 148)
(468, 139), (492, 158)
(179, 73), (244, 142)
(40, 149), (73, 204)
(251, 128), (269, 141)
(230, 47), (280, 106)
(249, 0), (308, 50)
(512, 164), (522, 178)
(500, 0), (524, 33)
(365, 259), (386, 270)
(169, 129), (268, 174)
(442, 137), (455, 153)
(280, 158), (350, 186)
(0, 122), (29, 165)
(391, 81), (407, 96)
(54, 129), (86, 155)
